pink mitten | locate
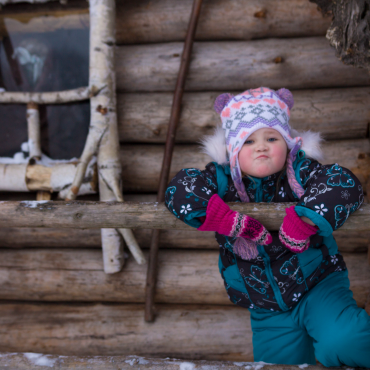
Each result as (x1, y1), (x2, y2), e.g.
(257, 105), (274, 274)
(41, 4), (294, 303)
(279, 205), (318, 253)
(198, 194), (272, 245)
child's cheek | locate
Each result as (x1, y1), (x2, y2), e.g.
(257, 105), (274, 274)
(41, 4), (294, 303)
(271, 145), (288, 167)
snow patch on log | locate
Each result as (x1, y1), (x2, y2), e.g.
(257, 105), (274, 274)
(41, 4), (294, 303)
(20, 200), (50, 209)
(23, 353), (56, 368)
(233, 362), (271, 369)
(179, 362), (195, 370)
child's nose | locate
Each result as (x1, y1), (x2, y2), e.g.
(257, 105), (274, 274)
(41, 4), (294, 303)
(256, 141), (268, 150)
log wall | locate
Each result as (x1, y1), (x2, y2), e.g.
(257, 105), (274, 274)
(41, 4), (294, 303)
(0, 249), (368, 307)
(0, 0), (369, 361)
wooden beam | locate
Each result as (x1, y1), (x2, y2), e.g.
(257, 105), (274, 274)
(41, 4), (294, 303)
(115, 38), (370, 92)
(115, 0), (330, 44)
(0, 302), (253, 360)
(117, 88), (370, 143)
(0, 249), (368, 307)
(0, 201), (368, 230)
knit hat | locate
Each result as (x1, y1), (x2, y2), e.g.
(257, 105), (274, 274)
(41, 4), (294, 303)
(213, 87), (305, 202)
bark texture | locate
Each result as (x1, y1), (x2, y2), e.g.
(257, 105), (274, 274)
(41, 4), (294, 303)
(311, 0), (370, 69)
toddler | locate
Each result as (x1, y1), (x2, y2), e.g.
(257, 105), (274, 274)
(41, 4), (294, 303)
(165, 87), (370, 367)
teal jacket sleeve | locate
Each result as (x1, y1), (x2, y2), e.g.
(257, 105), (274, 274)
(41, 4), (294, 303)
(294, 156), (364, 236)
(165, 162), (229, 228)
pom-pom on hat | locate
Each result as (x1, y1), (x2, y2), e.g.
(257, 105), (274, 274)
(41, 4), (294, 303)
(214, 87), (304, 202)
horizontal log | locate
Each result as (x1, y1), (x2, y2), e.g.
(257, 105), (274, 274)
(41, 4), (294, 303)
(0, 302), (253, 360)
(120, 140), (370, 193)
(0, 353), (331, 370)
(116, 38), (370, 92)
(0, 161), (97, 195)
(0, 201), (368, 230)
(0, 226), (367, 253)
(116, 0), (330, 44)
(117, 88), (370, 143)
(0, 249), (368, 307)
(0, 86), (91, 104)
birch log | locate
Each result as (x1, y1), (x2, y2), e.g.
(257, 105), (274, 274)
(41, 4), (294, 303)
(0, 87), (92, 104)
(85, 0), (144, 271)
(0, 249), (368, 307)
(0, 353), (332, 370)
(116, 38), (370, 92)
(0, 161), (97, 195)
(0, 302), (254, 360)
(119, 140), (370, 193)
(0, 226), (367, 253)
(117, 88), (370, 143)
(89, 0), (124, 273)
(116, 0), (330, 44)
(0, 201), (368, 231)
(26, 103), (41, 160)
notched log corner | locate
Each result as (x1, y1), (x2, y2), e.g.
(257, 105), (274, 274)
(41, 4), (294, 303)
(311, 0), (370, 69)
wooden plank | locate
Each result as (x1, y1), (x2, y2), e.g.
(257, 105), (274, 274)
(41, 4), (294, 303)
(0, 302), (253, 360)
(117, 88), (370, 143)
(116, 38), (370, 92)
(0, 200), (368, 231)
(120, 139), (370, 192)
(0, 249), (368, 307)
(116, 0), (330, 44)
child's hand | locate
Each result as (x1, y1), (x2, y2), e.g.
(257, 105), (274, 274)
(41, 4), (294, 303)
(279, 205), (318, 253)
(198, 194), (272, 245)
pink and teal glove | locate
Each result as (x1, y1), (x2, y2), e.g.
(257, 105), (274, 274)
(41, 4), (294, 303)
(279, 205), (318, 253)
(198, 194), (272, 245)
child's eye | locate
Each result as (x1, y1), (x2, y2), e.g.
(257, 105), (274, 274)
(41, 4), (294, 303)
(268, 138), (277, 142)
(244, 140), (253, 144)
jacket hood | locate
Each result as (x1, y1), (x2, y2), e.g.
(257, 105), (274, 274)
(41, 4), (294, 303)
(200, 126), (325, 165)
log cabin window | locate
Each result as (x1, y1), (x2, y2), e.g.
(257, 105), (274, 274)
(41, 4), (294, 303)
(0, 5), (89, 160)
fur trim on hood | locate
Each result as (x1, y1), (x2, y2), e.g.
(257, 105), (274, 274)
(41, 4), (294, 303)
(200, 126), (325, 165)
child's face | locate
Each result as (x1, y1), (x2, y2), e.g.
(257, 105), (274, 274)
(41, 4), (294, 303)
(238, 128), (288, 178)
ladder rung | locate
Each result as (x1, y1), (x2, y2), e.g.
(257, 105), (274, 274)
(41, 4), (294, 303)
(0, 86), (94, 104)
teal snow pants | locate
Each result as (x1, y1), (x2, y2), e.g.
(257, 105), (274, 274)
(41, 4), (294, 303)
(250, 270), (370, 367)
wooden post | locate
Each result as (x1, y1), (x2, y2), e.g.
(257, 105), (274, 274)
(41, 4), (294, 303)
(145, 0), (203, 322)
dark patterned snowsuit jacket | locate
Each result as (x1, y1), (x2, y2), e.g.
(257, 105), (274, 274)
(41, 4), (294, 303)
(165, 150), (364, 312)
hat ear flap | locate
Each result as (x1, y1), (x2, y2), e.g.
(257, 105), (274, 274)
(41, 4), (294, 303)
(276, 88), (294, 110)
(214, 93), (234, 114)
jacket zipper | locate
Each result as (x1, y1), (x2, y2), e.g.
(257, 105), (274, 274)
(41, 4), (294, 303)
(258, 245), (290, 311)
